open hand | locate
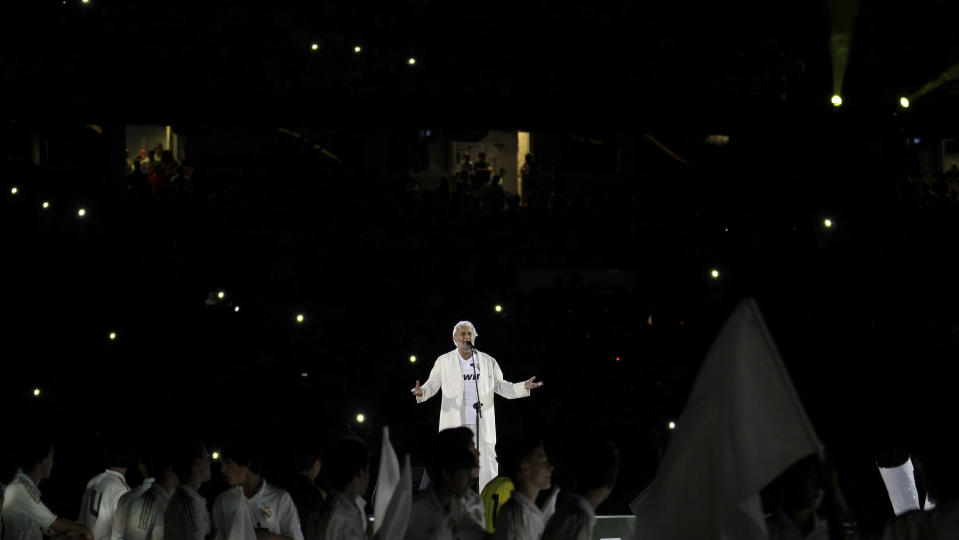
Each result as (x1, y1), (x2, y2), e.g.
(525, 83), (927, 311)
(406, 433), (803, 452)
(524, 376), (543, 390)
(411, 379), (424, 397)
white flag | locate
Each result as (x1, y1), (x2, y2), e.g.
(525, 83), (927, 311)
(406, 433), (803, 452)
(631, 298), (823, 540)
(373, 426), (401, 535)
(878, 458), (921, 516)
(374, 454), (413, 540)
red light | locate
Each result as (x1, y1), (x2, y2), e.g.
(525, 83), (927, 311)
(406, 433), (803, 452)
(680, 321), (685, 326)
(615, 356), (621, 362)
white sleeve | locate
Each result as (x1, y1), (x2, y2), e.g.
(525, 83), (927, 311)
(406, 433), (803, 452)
(9, 482), (57, 531)
(111, 490), (133, 539)
(490, 356), (530, 399)
(417, 358), (444, 403)
(279, 492), (305, 540)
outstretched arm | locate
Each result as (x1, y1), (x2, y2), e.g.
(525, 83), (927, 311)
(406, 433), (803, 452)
(491, 356), (541, 399)
(412, 358), (443, 402)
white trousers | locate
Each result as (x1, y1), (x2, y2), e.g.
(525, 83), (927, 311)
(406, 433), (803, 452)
(464, 423), (498, 492)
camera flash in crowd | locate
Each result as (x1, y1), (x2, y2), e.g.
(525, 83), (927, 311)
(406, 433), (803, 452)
(710, 269), (720, 279)
(494, 304), (503, 313)
(42, 201), (50, 209)
(234, 306), (240, 312)
(217, 291), (225, 299)
(311, 43), (319, 51)
(668, 421), (676, 430)
(410, 355), (417, 363)
(301, 372), (308, 378)
(211, 451), (220, 461)
(408, 57), (416, 65)
(109, 332), (117, 340)
(78, 208), (86, 217)
(824, 218), (833, 228)
(354, 45), (362, 53)
(10, 187), (18, 195)
(296, 314), (305, 323)
(356, 413), (366, 423)
(33, 388), (41, 397)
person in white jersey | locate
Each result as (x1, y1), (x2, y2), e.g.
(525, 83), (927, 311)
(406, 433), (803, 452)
(219, 439), (304, 540)
(163, 440), (212, 540)
(116, 442), (179, 540)
(2, 438), (93, 540)
(304, 437), (369, 540)
(492, 438), (558, 540)
(411, 320), (544, 491)
(79, 438), (133, 540)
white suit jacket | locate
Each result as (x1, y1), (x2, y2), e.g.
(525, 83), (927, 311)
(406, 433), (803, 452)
(416, 349), (529, 446)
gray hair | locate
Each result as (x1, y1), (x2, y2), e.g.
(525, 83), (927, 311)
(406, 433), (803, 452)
(452, 321), (478, 339)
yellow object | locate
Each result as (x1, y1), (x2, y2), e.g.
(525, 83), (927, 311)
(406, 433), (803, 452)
(481, 476), (515, 532)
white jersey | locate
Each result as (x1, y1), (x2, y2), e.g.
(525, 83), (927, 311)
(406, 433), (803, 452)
(164, 485), (210, 540)
(248, 479), (304, 540)
(111, 478), (154, 540)
(305, 491), (367, 540)
(80, 469), (131, 540)
(459, 354), (480, 425)
(212, 486), (256, 540)
(122, 482), (171, 540)
(492, 491), (556, 540)
(1, 473), (58, 540)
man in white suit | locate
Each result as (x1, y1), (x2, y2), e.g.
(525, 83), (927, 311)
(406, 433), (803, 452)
(411, 321), (543, 492)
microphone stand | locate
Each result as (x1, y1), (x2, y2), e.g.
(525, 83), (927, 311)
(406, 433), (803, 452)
(467, 341), (483, 484)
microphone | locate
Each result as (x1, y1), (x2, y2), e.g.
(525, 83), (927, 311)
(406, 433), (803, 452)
(465, 340), (476, 350)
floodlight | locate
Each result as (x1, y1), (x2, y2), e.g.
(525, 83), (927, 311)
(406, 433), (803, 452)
(899, 97), (910, 108)
(831, 95), (843, 107)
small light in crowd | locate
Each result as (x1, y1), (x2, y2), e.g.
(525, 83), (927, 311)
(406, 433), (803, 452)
(407, 57), (416, 65)
(354, 45), (362, 53)
(615, 356), (621, 362)
(42, 201), (50, 209)
(33, 388), (41, 397)
(647, 314), (653, 326)
(494, 304), (503, 313)
(409, 355), (417, 363)
(234, 306), (240, 312)
(679, 320), (685, 326)
(10, 187), (17, 195)
(899, 97), (910, 108)
(211, 451), (220, 461)
(217, 291), (225, 299)
(831, 95), (842, 107)
(668, 421), (676, 430)
(824, 218), (833, 228)
(109, 332), (116, 340)
(296, 314), (305, 323)
(710, 269), (720, 279)
(81, 0), (90, 3)
(724, 227), (729, 232)
(78, 208), (86, 217)
(356, 413), (366, 423)
(311, 43), (319, 51)
(301, 372), (308, 378)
